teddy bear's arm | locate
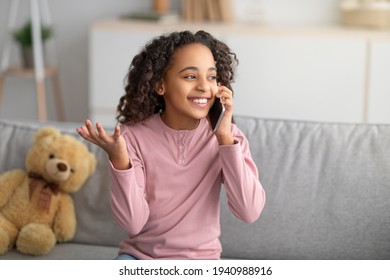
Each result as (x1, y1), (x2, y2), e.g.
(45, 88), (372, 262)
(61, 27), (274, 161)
(0, 169), (27, 208)
(53, 193), (76, 242)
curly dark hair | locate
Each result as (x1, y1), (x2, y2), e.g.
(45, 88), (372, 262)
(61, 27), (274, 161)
(116, 30), (238, 124)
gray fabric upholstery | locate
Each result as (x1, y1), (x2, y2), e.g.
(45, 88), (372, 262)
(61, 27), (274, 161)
(220, 116), (390, 259)
(0, 119), (126, 260)
(1, 243), (118, 260)
(0, 116), (390, 260)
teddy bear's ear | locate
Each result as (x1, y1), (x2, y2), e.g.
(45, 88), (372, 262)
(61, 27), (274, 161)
(33, 127), (61, 143)
(88, 152), (97, 176)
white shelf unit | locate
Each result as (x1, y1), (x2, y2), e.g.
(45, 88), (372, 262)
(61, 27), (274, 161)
(89, 20), (390, 126)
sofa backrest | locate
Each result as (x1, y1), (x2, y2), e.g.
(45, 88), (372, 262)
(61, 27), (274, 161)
(220, 116), (390, 259)
(2, 116), (390, 260)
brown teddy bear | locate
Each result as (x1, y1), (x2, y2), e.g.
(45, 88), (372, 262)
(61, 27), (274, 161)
(0, 127), (96, 256)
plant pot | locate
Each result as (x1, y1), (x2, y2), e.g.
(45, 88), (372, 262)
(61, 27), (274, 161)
(20, 47), (47, 69)
(21, 48), (34, 68)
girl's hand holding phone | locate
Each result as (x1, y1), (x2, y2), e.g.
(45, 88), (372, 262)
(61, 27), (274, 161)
(214, 84), (234, 145)
(76, 120), (131, 170)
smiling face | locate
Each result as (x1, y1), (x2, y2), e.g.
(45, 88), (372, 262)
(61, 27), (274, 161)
(157, 43), (219, 130)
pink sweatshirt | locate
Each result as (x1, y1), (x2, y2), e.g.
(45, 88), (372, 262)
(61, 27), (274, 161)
(109, 114), (265, 259)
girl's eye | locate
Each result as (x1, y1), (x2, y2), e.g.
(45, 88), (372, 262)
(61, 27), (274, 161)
(208, 75), (217, 81)
(185, 74), (196, 79)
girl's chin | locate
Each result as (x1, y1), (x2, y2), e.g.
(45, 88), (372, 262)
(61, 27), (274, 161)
(193, 111), (209, 120)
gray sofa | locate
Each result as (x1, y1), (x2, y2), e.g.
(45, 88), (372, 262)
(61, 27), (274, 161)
(0, 116), (389, 260)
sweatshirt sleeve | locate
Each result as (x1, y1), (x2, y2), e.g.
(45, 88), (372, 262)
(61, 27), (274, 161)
(219, 126), (266, 224)
(109, 131), (150, 235)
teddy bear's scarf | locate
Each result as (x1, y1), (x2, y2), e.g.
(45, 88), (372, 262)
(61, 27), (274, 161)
(28, 172), (60, 213)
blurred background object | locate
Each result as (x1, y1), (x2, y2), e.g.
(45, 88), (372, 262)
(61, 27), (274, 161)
(153, 0), (169, 13)
(181, 0), (233, 22)
(340, 0), (390, 29)
(11, 20), (53, 68)
(0, 0), (64, 121)
(121, 0), (179, 24)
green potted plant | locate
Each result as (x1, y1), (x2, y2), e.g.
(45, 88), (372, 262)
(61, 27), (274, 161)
(12, 20), (53, 68)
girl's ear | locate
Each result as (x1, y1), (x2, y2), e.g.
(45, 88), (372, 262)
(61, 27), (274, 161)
(155, 80), (165, 96)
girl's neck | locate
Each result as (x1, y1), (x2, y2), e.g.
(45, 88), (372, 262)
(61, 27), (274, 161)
(160, 112), (200, 130)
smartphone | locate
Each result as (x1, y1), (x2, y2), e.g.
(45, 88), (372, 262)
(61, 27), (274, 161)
(209, 98), (225, 133)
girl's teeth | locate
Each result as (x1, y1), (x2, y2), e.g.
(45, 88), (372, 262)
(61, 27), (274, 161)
(192, 98), (207, 104)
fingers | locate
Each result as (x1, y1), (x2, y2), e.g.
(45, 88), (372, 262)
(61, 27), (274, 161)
(217, 84), (233, 108)
(76, 119), (114, 147)
(76, 121), (96, 143)
(95, 121), (108, 139)
(113, 124), (121, 139)
(85, 119), (102, 143)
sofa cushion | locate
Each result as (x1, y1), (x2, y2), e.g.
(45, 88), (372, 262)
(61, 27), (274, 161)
(219, 116), (390, 259)
(0, 243), (118, 260)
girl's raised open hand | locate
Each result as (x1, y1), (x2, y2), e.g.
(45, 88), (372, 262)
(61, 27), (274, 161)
(76, 120), (130, 170)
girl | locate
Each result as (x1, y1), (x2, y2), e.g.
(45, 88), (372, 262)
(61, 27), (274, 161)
(76, 30), (265, 260)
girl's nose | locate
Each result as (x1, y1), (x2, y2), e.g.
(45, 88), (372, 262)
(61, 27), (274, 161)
(196, 78), (211, 92)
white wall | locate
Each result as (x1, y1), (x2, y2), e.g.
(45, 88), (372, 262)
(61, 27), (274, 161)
(0, 0), (341, 122)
